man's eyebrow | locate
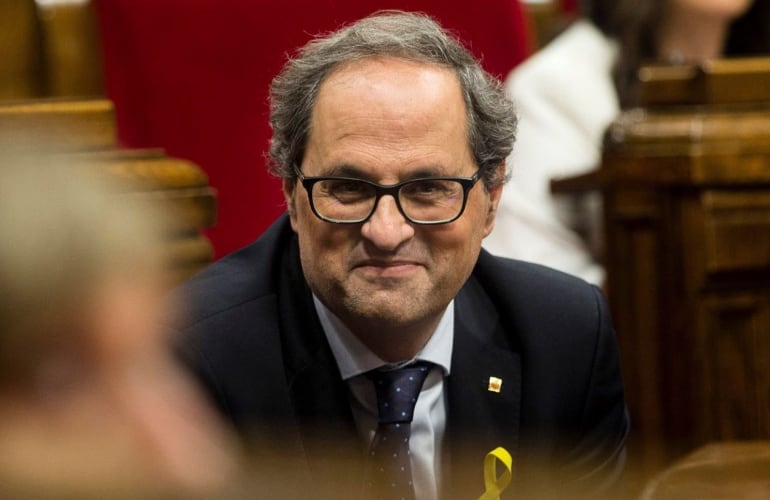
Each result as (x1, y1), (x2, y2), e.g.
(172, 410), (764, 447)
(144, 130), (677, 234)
(319, 164), (455, 180)
(407, 166), (453, 178)
(321, 164), (366, 178)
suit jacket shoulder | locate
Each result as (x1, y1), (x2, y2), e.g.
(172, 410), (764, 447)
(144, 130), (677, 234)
(172, 215), (295, 327)
(169, 216), (302, 427)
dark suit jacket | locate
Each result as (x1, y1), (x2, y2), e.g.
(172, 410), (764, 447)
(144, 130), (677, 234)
(172, 214), (629, 499)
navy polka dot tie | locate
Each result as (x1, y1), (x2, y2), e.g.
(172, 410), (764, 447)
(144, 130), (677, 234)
(365, 361), (432, 500)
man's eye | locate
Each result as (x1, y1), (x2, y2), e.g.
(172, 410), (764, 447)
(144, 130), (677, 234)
(325, 180), (370, 200)
(403, 180), (453, 197)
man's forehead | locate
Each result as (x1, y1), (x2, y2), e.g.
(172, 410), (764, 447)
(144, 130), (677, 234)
(302, 55), (472, 175)
(319, 56), (460, 94)
(308, 57), (468, 163)
(310, 57), (466, 129)
(309, 57), (467, 137)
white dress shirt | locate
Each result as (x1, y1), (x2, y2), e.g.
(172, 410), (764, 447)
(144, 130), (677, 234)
(313, 295), (454, 500)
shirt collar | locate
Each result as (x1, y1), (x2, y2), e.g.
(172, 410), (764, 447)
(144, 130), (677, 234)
(313, 294), (453, 380)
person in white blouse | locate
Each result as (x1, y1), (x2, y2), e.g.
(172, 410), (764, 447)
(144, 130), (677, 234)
(484, 0), (769, 286)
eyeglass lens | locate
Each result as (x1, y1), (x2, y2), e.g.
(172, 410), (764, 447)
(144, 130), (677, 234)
(311, 178), (466, 223)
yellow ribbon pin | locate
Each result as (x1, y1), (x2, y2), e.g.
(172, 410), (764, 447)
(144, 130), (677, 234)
(478, 446), (512, 500)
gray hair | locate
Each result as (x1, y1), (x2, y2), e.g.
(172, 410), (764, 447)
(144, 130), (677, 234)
(268, 10), (517, 188)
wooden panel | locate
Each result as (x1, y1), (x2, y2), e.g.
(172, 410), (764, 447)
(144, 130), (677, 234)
(692, 148), (770, 184)
(701, 58), (770, 104)
(604, 186), (669, 472)
(641, 441), (770, 500)
(74, 149), (212, 190)
(1, 0), (103, 98)
(36, 0), (104, 97)
(606, 107), (770, 150)
(702, 190), (770, 274)
(696, 295), (770, 441)
(0, 0), (44, 98)
(0, 0), (216, 282)
(639, 57), (770, 106)
(0, 98), (115, 151)
(520, 0), (560, 48)
(638, 65), (700, 106)
(120, 187), (217, 234)
(595, 57), (770, 490)
(162, 234), (215, 285)
(759, 313), (770, 438)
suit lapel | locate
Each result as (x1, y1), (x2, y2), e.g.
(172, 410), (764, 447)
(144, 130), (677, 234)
(286, 344), (365, 499)
(277, 235), (364, 498)
(444, 276), (522, 498)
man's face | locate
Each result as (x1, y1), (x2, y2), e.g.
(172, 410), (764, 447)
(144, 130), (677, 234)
(284, 57), (503, 347)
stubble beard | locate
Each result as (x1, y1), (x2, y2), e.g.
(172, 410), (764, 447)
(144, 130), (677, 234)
(317, 274), (452, 343)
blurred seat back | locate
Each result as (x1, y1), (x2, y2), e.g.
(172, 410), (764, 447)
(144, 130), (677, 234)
(1, 0), (216, 284)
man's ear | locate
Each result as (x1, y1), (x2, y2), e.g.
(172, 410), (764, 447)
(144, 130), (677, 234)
(283, 178), (299, 231)
(483, 164), (506, 237)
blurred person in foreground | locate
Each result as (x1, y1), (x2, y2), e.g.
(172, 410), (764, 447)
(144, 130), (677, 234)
(0, 159), (236, 498)
(484, 0), (770, 286)
(172, 11), (629, 500)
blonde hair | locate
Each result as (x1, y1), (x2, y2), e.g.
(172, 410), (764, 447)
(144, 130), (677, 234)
(0, 157), (164, 387)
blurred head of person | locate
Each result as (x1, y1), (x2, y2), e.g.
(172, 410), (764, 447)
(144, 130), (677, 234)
(581, 0), (770, 105)
(0, 157), (236, 498)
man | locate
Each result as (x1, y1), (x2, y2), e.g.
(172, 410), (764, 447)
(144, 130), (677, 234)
(173, 11), (628, 499)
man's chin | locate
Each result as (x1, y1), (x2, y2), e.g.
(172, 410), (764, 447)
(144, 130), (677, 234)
(343, 295), (422, 328)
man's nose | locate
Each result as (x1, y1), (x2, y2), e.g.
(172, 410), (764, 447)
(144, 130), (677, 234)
(360, 195), (415, 251)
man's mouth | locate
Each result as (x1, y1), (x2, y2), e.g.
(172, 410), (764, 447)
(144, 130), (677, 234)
(353, 259), (422, 278)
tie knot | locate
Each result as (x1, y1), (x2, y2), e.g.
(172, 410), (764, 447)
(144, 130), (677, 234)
(367, 361), (432, 424)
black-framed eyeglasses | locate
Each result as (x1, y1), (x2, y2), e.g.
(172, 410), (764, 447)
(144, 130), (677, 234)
(294, 166), (482, 225)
